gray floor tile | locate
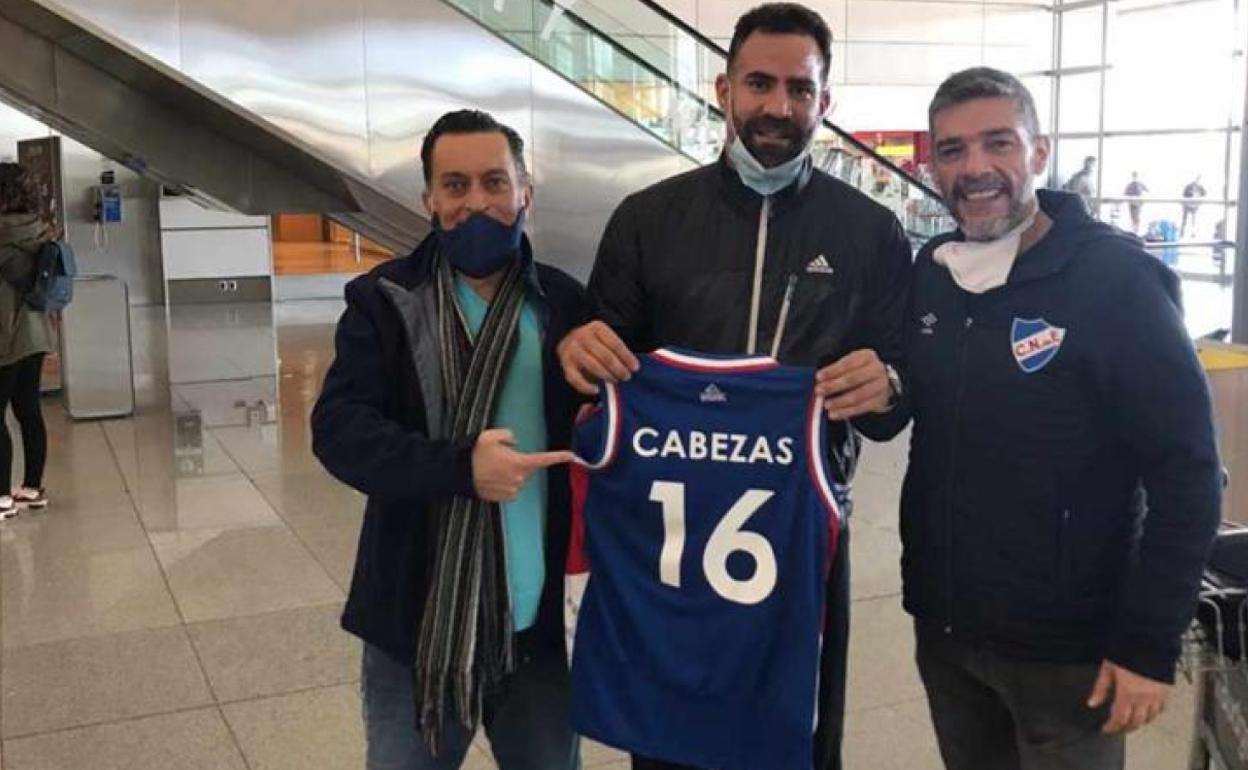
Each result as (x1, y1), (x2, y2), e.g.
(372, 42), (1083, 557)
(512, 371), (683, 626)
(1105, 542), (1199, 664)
(296, 521), (362, 590)
(2, 708), (246, 770)
(1, 545), (181, 649)
(848, 522), (903, 601)
(187, 603), (359, 703)
(846, 596), (927, 713)
(222, 684), (364, 770)
(150, 525), (343, 623)
(251, 470), (364, 532)
(2, 626), (213, 737)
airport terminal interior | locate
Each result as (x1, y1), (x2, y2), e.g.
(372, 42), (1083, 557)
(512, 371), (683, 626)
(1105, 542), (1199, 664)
(0, 0), (1243, 767)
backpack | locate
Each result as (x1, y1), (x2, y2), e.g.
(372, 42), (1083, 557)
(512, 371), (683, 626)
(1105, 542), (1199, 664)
(24, 240), (76, 312)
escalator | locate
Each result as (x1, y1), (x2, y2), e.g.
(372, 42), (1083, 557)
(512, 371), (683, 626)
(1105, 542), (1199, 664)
(0, 0), (426, 254)
(444, 0), (953, 244)
(0, 0), (949, 276)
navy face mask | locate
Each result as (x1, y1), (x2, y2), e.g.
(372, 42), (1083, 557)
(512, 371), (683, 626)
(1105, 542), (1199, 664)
(436, 209), (526, 278)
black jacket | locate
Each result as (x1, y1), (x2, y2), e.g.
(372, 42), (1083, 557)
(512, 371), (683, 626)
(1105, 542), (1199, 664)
(587, 156), (913, 770)
(902, 190), (1221, 682)
(311, 233), (589, 662)
(589, 156), (913, 474)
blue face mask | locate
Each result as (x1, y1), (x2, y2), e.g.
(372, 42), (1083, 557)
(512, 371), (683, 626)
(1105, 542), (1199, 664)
(727, 134), (810, 197)
(436, 209), (526, 278)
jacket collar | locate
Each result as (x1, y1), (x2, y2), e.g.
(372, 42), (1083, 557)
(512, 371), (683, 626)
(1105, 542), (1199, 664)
(1006, 189), (1118, 285)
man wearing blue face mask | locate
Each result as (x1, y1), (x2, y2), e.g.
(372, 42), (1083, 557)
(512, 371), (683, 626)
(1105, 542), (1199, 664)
(557, 5), (913, 769)
(312, 109), (588, 770)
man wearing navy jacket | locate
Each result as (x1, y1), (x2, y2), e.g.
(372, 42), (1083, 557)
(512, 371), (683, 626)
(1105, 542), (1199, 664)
(902, 68), (1222, 770)
(312, 109), (586, 770)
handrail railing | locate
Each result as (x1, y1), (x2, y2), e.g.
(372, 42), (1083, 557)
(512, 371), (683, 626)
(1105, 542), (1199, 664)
(445, 0), (955, 239)
(621, 0), (944, 201)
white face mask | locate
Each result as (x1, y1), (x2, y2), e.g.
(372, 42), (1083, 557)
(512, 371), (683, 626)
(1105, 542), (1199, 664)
(933, 210), (1037, 294)
(727, 134), (810, 196)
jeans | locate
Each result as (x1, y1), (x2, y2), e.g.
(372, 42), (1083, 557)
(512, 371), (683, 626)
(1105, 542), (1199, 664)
(361, 640), (581, 770)
(915, 623), (1124, 770)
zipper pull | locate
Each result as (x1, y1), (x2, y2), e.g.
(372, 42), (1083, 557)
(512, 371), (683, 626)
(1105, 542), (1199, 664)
(964, 317), (974, 329)
(770, 275), (799, 359)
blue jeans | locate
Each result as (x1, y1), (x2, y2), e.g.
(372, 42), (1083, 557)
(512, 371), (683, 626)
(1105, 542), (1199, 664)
(361, 641), (581, 770)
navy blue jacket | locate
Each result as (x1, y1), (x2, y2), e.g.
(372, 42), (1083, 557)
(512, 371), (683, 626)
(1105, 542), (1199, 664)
(902, 190), (1221, 682)
(311, 233), (589, 662)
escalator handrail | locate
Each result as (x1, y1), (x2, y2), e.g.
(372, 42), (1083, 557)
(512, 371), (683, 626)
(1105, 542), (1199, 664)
(623, 0), (944, 202)
(527, 0), (728, 134)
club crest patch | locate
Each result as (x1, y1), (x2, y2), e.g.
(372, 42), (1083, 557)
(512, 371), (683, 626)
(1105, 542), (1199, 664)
(1011, 318), (1066, 374)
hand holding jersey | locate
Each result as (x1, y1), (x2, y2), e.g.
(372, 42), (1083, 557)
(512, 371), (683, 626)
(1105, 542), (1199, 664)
(561, 325), (894, 421)
(557, 320), (640, 395)
(814, 349), (893, 420)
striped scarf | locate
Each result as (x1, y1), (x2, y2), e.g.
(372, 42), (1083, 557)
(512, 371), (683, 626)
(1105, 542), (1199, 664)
(414, 253), (526, 753)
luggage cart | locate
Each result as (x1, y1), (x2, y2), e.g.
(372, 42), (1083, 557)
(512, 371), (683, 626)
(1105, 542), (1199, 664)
(1186, 524), (1248, 770)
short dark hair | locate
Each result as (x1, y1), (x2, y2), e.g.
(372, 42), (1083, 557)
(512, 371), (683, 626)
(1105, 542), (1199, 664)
(928, 67), (1041, 138)
(419, 109), (527, 185)
(728, 3), (833, 83)
(0, 162), (37, 215)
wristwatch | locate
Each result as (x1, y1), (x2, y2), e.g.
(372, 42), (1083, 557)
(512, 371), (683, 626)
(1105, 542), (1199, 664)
(884, 364), (903, 409)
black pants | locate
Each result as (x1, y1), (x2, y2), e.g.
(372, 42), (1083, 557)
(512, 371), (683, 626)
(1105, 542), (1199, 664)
(915, 623), (1124, 770)
(631, 528), (852, 770)
(0, 353), (46, 490)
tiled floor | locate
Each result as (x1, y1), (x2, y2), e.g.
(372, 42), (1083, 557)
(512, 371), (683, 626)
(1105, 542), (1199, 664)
(0, 300), (1204, 768)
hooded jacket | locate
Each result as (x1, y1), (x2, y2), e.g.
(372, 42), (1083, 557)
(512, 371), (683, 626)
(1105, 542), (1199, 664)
(902, 189), (1221, 682)
(0, 214), (52, 367)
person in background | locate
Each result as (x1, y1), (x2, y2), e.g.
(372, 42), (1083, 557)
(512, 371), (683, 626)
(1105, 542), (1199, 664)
(1181, 175), (1207, 238)
(1062, 155), (1096, 212)
(0, 162), (52, 518)
(1123, 172), (1148, 233)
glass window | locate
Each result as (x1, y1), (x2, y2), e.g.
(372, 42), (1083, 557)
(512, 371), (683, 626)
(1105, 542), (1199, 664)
(1022, 76), (1054, 135)
(1229, 131), (1242, 211)
(1056, 72), (1103, 134)
(1059, 5), (1105, 70)
(1096, 131), (1232, 235)
(1050, 136), (1100, 194)
(984, 6), (1054, 73)
(1233, 52), (1246, 131)
(1104, 0), (1238, 131)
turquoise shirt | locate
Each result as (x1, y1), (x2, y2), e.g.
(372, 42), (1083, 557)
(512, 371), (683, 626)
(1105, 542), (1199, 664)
(455, 278), (547, 632)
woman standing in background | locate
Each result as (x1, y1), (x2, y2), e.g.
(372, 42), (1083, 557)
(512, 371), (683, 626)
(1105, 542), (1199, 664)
(0, 162), (53, 518)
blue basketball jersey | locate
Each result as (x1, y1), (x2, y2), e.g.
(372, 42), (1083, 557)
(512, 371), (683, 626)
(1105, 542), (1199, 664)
(566, 348), (842, 770)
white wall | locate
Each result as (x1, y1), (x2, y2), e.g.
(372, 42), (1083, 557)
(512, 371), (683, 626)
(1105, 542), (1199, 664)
(660, 0), (1054, 131)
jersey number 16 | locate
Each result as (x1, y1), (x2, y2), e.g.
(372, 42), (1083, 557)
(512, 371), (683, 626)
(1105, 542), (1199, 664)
(649, 480), (777, 606)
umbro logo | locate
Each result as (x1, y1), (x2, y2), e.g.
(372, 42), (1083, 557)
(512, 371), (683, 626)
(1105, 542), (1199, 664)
(920, 312), (938, 335)
(700, 384), (728, 403)
(805, 255), (835, 275)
